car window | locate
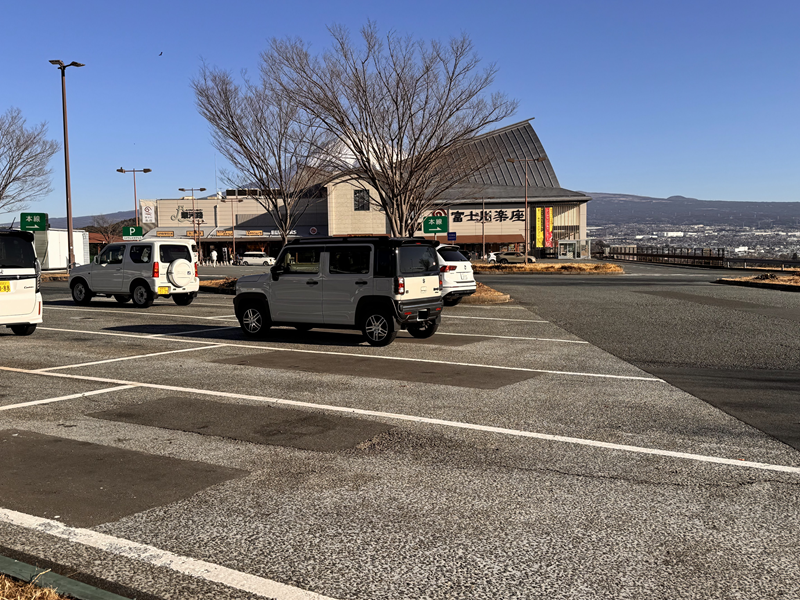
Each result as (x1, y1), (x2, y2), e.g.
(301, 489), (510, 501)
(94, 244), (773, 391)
(159, 244), (192, 263)
(399, 246), (438, 275)
(99, 245), (125, 265)
(0, 235), (36, 269)
(278, 247), (321, 274)
(328, 246), (371, 275)
(438, 249), (469, 262)
(374, 246), (395, 277)
(129, 245), (152, 263)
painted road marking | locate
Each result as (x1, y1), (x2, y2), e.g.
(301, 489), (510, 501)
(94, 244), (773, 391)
(436, 332), (587, 344)
(0, 385), (136, 412)
(45, 305), (237, 321)
(443, 315), (547, 323)
(0, 508), (337, 600)
(36, 345), (225, 372)
(1, 366), (798, 474)
(37, 326), (656, 381)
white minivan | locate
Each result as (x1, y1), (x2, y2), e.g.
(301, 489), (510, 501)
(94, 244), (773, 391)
(0, 230), (42, 336)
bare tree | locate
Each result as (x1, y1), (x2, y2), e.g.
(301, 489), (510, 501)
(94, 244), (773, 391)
(264, 22), (518, 236)
(88, 215), (123, 244)
(192, 64), (335, 246)
(0, 107), (60, 216)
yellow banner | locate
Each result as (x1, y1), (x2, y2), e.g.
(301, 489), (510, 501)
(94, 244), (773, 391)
(216, 230), (233, 237)
(535, 208), (545, 247)
(246, 230), (263, 236)
(156, 231), (174, 237)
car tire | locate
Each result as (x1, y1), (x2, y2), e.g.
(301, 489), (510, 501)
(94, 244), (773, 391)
(240, 302), (270, 337)
(173, 292), (196, 306)
(131, 283), (154, 308)
(361, 309), (397, 346)
(407, 319), (439, 339)
(443, 297), (462, 307)
(71, 280), (93, 305)
(263, 261), (270, 266)
(10, 324), (37, 336)
(527, 258), (534, 263)
(114, 294), (131, 304)
(243, 261), (250, 266)
(500, 259), (508, 264)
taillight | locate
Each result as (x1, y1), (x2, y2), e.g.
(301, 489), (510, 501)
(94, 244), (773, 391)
(439, 272), (443, 288)
(439, 265), (456, 272)
(152, 262), (160, 278)
(394, 276), (405, 295)
(194, 262), (198, 278)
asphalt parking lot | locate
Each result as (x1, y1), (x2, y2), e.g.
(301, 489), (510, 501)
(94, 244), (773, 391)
(2, 279), (800, 599)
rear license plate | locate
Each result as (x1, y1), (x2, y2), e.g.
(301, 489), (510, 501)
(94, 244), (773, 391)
(0, 281), (9, 293)
(460, 273), (469, 280)
(157, 286), (169, 295)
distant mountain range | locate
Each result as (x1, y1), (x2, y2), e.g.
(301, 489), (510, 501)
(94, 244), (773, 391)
(1, 210), (135, 229)
(4, 195), (799, 229)
(584, 193), (800, 228)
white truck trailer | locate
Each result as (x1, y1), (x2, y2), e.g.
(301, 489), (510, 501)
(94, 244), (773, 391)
(33, 229), (90, 270)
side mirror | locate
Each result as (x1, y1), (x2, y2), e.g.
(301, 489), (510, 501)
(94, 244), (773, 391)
(270, 265), (283, 281)
(94, 256), (99, 264)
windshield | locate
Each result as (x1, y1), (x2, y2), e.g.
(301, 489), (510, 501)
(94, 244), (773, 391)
(439, 249), (470, 262)
(399, 246), (438, 275)
(0, 235), (37, 269)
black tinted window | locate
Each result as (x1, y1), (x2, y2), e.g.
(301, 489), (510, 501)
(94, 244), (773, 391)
(129, 245), (152, 263)
(399, 246), (438, 275)
(0, 235), (36, 268)
(439, 249), (470, 262)
(278, 247), (321, 274)
(328, 246), (371, 275)
(374, 246), (395, 277)
(159, 244), (192, 263)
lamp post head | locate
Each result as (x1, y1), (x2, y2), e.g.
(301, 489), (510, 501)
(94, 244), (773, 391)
(143, 168), (152, 173)
(67, 62), (85, 68)
(178, 188), (186, 192)
(49, 59), (64, 67)
(198, 188), (207, 192)
(116, 168), (125, 173)
(506, 158), (516, 164)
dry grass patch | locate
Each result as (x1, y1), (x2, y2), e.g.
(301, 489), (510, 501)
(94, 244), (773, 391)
(473, 262), (623, 274)
(0, 574), (66, 600)
(720, 273), (800, 286)
(198, 277), (237, 293)
(472, 281), (508, 300)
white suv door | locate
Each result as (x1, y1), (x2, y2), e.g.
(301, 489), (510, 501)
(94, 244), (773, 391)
(269, 246), (324, 322)
(323, 245), (373, 325)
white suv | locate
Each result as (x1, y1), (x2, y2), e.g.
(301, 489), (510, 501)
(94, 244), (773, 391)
(241, 251), (275, 266)
(234, 237), (443, 346)
(436, 244), (476, 306)
(69, 240), (199, 308)
(1, 230), (42, 336)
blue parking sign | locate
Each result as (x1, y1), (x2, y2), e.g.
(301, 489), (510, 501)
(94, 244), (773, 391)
(447, 232), (457, 242)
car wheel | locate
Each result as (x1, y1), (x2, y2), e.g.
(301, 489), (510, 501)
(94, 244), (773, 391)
(527, 258), (534, 263)
(71, 280), (93, 305)
(407, 319), (439, 339)
(131, 283), (154, 308)
(361, 310), (397, 346)
(10, 324), (37, 336)
(295, 324), (313, 332)
(114, 294), (131, 304)
(173, 292), (196, 306)
(240, 302), (270, 337)
(263, 261), (270, 266)
(243, 261), (250, 266)
(443, 297), (462, 307)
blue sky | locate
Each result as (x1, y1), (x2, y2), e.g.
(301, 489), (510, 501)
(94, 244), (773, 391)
(1, 0), (798, 221)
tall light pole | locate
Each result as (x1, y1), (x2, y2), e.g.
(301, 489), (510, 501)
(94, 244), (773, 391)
(178, 187), (206, 253)
(50, 59), (84, 270)
(117, 168), (152, 226)
(507, 157), (546, 263)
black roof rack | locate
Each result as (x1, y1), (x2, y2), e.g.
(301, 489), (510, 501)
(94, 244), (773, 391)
(285, 236), (437, 248)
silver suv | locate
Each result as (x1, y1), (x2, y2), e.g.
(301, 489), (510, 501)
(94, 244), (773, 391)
(234, 237), (443, 346)
(69, 240), (199, 308)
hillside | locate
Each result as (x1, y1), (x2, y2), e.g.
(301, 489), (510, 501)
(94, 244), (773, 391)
(585, 193), (800, 228)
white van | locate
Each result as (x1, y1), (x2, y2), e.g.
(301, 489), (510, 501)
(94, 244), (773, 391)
(0, 230), (42, 336)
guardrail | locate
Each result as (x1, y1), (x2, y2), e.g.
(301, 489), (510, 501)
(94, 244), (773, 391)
(597, 246), (800, 271)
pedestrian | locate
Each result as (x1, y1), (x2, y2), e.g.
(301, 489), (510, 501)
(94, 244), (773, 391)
(222, 247), (228, 265)
(210, 249), (218, 267)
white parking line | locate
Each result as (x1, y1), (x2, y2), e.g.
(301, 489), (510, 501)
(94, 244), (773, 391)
(434, 332), (588, 344)
(2, 366), (798, 475)
(0, 385), (136, 412)
(37, 326), (656, 381)
(36, 345), (225, 372)
(443, 315), (547, 323)
(0, 508), (336, 600)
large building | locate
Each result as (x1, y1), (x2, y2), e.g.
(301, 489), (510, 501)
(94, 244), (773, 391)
(140, 119), (590, 259)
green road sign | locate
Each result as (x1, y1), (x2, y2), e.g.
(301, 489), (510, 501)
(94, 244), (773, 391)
(122, 226), (143, 240)
(20, 213), (48, 231)
(422, 215), (448, 234)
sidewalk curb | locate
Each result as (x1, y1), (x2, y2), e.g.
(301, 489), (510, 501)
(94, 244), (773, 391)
(0, 554), (131, 600)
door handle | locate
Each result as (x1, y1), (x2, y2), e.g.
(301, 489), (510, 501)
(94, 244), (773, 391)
(355, 280), (368, 285)
(306, 280), (319, 285)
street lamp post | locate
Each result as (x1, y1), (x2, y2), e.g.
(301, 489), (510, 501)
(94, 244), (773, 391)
(49, 59), (84, 270)
(178, 187), (206, 255)
(506, 157), (546, 263)
(117, 168), (152, 226)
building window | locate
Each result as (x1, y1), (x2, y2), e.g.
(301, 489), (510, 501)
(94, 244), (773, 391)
(354, 189), (370, 211)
